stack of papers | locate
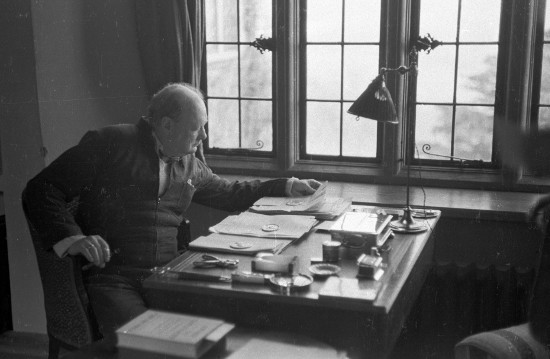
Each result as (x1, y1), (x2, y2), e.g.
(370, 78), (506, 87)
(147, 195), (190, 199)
(250, 182), (351, 220)
(189, 233), (292, 255)
(209, 212), (317, 239)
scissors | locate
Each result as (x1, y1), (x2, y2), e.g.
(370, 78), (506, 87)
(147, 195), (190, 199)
(192, 254), (239, 269)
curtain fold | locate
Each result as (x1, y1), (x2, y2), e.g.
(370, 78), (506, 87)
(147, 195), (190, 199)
(135, 0), (206, 163)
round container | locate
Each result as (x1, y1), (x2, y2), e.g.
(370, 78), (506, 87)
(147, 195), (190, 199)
(309, 263), (341, 277)
(322, 240), (341, 262)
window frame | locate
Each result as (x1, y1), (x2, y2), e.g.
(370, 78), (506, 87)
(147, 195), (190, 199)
(203, 0), (550, 192)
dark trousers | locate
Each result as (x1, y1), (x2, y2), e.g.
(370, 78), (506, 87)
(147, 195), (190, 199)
(85, 272), (149, 336)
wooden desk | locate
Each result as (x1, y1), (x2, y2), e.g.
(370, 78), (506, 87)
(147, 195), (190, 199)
(143, 211), (440, 359)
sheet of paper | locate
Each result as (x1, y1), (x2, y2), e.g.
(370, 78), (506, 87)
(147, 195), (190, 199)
(189, 234), (292, 255)
(209, 212), (317, 239)
(253, 181), (328, 212)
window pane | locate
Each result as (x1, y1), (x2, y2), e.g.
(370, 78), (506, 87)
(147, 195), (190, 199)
(307, 45), (342, 100)
(460, 0), (501, 42)
(208, 99), (239, 148)
(307, 0), (342, 42)
(240, 45), (272, 98)
(539, 107), (550, 130)
(416, 45), (456, 103)
(344, 0), (380, 43)
(239, 0), (271, 42)
(207, 45), (239, 97)
(456, 45), (498, 104)
(306, 102), (341, 155)
(205, 0), (237, 42)
(419, 0), (458, 43)
(342, 107), (377, 157)
(241, 100), (272, 151)
(343, 45), (379, 101)
(545, 2), (550, 40)
(540, 44), (550, 104)
(415, 105), (453, 160)
(454, 106), (493, 161)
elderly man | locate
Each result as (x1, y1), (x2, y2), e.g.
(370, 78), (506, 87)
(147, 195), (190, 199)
(23, 83), (320, 335)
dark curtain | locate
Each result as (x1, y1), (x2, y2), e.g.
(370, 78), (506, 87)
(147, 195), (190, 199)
(135, 0), (206, 163)
(529, 220), (550, 345)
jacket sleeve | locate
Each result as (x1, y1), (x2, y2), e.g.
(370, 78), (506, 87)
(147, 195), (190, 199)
(191, 160), (288, 212)
(22, 130), (114, 250)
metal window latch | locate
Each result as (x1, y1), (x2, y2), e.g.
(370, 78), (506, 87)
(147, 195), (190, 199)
(250, 35), (274, 54)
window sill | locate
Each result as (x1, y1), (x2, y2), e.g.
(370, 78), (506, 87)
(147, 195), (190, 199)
(206, 155), (550, 193)
(219, 174), (542, 223)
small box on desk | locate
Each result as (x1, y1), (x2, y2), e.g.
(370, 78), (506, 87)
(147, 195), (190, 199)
(356, 253), (384, 280)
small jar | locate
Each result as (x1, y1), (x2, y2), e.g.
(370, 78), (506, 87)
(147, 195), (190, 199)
(322, 240), (341, 262)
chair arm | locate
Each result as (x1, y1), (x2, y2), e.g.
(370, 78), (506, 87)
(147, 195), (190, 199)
(455, 324), (549, 359)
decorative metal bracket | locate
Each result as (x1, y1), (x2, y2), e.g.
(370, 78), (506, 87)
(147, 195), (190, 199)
(379, 34), (442, 77)
(415, 33), (442, 54)
(250, 35), (274, 54)
(422, 144), (484, 166)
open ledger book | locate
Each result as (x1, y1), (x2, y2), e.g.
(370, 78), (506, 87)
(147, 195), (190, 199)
(250, 181), (351, 220)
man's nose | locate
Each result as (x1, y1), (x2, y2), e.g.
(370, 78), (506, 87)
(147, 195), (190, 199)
(199, 127), (207, 140)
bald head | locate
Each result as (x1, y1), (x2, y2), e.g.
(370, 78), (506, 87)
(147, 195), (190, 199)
(147, 83), (205, 126)
(148, 83), (208, 157)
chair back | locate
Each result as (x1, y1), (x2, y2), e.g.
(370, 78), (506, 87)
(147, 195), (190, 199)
(22, 189), (97, 349)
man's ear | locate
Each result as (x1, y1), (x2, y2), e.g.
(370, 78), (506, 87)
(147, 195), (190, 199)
(160, 116), (172, 132)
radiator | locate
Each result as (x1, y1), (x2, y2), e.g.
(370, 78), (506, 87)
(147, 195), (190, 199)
(431, 261), (534, 333)
(396, 261), (536, 358)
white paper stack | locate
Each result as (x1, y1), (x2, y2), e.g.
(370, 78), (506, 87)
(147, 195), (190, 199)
(250, 182), (352, 220)
(189, 233), (292, 255)
(209, 212), (317, 239)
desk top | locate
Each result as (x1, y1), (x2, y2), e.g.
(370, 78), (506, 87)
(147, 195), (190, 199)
(143, 210), (440, 315)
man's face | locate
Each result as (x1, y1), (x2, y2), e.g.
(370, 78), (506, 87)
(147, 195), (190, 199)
(159, 94), (208, 157)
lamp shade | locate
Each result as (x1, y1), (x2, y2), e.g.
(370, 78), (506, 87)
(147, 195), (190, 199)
(347, 74), (398, 124)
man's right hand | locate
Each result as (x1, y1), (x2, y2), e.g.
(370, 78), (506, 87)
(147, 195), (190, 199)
(67, 235), (111, 268)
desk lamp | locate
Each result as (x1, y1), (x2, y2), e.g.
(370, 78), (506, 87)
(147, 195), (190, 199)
(347, 35), (441, 233)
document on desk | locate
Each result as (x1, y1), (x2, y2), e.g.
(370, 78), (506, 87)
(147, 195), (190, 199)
(252, 181), (328, 212)
(209, 212), (317, 239)
(189, 233), (292, 255)
(251, 196), (352, 220)
(250, 182), (351, 220)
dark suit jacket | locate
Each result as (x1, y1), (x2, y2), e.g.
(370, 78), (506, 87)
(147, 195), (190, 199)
(23, 118), (288, 268)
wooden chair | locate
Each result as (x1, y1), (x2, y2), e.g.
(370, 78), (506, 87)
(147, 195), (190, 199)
(22, 189), (100, 359)
(22, 188), (192, 359)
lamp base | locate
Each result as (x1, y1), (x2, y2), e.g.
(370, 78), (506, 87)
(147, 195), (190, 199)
(390, 207), (428, 233)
